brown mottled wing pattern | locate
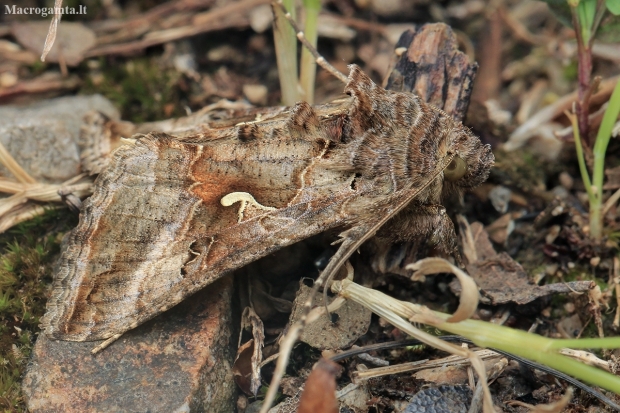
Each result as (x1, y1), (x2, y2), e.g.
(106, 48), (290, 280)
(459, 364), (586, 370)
(42, 66), (493, 341)
(42, 101), (358, 340)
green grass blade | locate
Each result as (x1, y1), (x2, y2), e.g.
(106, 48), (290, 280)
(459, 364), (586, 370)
(299, 0), (320, 104)
(593, 78), (620, 199)
(273, 0), (299, 105)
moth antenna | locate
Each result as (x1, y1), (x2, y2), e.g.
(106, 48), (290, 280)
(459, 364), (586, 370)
(273, 0), (348, 85)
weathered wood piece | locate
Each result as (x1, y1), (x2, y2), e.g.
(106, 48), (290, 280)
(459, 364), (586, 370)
(385, 23), (478, 122)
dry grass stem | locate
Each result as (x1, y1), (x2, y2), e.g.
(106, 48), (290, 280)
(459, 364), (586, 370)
(507, 388), (574, 413)
(85, 0), (270, 58)
(0, 174), (93, 233)
(505, 75), (620, 151)
(259, 295), (346, 413)
(41, 0), (64, 61)
(602, 188), (620, 215)
(0, 203), (61, 233)
(457, 214), (478, 264)
(353, 349), (500, 381)
(613, 257), (620, 328)
(0, 141), (36, 184)
(558, 348), (611, 371)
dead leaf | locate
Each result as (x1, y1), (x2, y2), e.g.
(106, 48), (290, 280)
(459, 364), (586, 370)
(485, 213), (514, 245)
(291, 283), (371, 351)
(467, 223), (494, 260)
(250, 278), (293, 321)
(297, 359), (340, 413)
(234, 307), (264, 396)
(488, 185), (512, 213)
(604, 165), (620, 190)
(460, 253), (594, 305)
(233, 339), (256, 396)
(557, 314), (583, 339)
(408, 258), (479, 323)
(338, 384), (370, 413)
(454, 219), (595, 305)
(11, 22), (95, 66)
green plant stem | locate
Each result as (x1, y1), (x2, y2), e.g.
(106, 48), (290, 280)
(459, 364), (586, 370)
(590, 78), (620, 240)
(572, 4), (594, 146)
(568, 110), (595, 203)
(299, 0), (320, 104)
(334, 279), (620, 396)
(568, 0), (620, 241)
(570, 0), (607, 148)
(273, 0), (299, 106)
(592, 79), (620, 202)
(442, 318), (620, 394)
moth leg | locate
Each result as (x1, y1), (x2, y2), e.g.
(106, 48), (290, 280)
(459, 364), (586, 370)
(372, 204), (459, 273)
(91, 333), (123, 355)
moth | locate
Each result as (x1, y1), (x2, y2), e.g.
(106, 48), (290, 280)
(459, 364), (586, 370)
(41, 11), (493, 344)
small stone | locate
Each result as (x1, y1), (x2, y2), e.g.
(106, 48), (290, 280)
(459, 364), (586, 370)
(545, 225), (561, 244)
(0, 71), (17, 88)
(545, 263), (558, 276)
(550, 186), (569, 200)
(318, 16), (356, 41)
(559, 172), (574, 190)
(249, 5), (272, 33)
(243, 84), (268, 106)
(488, 186), (511, 213)
(0, 95), (119, 183)
(551, 204), (565, 216)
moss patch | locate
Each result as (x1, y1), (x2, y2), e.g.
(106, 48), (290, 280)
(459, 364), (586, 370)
(81, 57), (184, 123)
(0, 209), (77, 412)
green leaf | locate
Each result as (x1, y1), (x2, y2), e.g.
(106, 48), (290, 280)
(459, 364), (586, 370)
(597, 14), (620, 41)
(541, 0), (574, 27)
(607, 0), (620, 15)
(577, 0), (598, 43)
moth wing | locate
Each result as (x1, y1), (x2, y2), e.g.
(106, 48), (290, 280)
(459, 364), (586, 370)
(42, 115), (357, 341)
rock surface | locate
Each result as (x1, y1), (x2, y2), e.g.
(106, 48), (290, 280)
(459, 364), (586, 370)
(0, 94), (118, 183)
(22, 277), (235, 413)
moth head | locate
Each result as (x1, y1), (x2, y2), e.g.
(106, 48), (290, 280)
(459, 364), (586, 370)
(443, 125), (494, 190)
